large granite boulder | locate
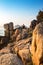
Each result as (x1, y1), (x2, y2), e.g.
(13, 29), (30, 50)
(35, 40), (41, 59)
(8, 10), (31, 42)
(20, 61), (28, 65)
(30, 22), (43, 65)
(11, 29), (20, 41)
(13, 37), (32, 65)
(18, 48), (32, 65)
(14, 37), (32, 53)
(0, 53), (23, 65)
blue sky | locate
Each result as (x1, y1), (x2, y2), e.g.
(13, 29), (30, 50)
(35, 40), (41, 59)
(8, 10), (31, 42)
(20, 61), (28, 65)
(0, 0), (43, 27)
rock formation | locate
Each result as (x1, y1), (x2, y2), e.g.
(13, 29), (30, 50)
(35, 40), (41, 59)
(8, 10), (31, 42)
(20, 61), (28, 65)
(4, 23), (10, 38)
(4, 22), (14, 41)
(0, 53), (23, 65)
(14, 37), (32, 65)
(0, 10), (43, 65)
(9, 22), (14, 40)
(30, 22), (43, 65)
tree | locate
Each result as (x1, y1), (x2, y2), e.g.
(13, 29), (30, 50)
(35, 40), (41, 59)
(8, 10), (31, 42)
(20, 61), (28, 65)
(30, 20), (37, 30)
(37, 10), (43, 22)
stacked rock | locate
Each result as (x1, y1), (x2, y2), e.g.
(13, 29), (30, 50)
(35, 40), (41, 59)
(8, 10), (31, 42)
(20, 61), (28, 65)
(9, 22), (14, 40)
(4, 23), (10, 38)
(4, 22), (14, 41)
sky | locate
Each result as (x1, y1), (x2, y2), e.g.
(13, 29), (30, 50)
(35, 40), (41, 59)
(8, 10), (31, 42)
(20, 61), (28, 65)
(0, 0), (43, 28)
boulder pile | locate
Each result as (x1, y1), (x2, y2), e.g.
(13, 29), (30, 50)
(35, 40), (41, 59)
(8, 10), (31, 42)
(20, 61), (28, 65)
(0, 10), (43, 65)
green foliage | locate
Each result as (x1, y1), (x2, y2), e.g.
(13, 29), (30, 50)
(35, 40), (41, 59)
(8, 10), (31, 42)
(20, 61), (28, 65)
(37, 10), (43, 21)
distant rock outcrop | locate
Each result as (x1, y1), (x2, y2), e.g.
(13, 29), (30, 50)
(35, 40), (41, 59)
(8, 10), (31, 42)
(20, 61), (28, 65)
(30, 22), (43, 65)
(4, 23), (10, 38)
(11, 26), (29, 42)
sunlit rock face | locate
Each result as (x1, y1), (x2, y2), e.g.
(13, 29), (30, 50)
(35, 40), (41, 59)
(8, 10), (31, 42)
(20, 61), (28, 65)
(13, 37), (32, 65)
(30, 22), (43, 65)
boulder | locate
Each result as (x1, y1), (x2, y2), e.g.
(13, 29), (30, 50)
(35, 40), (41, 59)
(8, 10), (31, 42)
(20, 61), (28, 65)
(11, 34), (16, 41)
(9, 31), (13, 41)
(18, 48), (32, 65)
(16, 33), (22, 41)
(30, 22), (43, 65)
(15, 29), (20, 37)
(22, 29), (28, 39)
(0, 53), (23, 65)
(13, 37), (32, 65)
(10, 31), (13, 36)
(4, 24), (9, 30)
(4, 23), (10, 37)
(0, 47), (11, 55)
(11, 29), (20, 41)
(4, 30), (10, 37)
(14, 37), (32, 53)
(9, 22), (13, 31)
